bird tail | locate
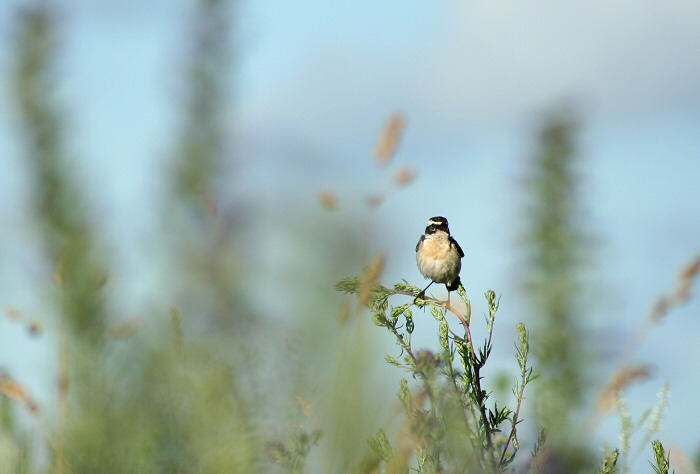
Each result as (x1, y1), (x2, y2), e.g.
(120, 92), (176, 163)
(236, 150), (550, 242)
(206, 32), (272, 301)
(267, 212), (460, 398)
(446, 277), (462, 292)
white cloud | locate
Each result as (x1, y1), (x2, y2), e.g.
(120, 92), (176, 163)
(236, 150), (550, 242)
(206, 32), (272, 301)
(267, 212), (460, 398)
(421, 1), (700, 122)
(240, 0), (700, 145)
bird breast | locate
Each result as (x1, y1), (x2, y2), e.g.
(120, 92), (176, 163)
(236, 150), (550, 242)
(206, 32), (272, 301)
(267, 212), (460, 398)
(416, 234), (461, 284)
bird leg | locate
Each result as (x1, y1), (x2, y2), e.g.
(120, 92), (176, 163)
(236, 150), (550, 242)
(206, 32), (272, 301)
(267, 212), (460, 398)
(414, 281), (434, 303)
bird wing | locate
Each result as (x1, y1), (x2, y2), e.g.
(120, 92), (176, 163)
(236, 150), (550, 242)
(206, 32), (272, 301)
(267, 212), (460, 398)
(450, 236), (465, 258)
(415, 234), (425, 252)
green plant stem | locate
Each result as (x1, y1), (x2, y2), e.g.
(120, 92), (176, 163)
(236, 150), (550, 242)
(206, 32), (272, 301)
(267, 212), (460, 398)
(443, 344), (479, 430)
(384, 315), (440, 423)
(499, 364), (529, 467)
(380, 287), (499, 471)
(453, 311), (496, 471)
(413, 292), (497, 471)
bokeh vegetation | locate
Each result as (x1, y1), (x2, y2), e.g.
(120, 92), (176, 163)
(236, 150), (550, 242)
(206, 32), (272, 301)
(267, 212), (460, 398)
(1, 2), (698, 474)
(519, 108), (592, 469)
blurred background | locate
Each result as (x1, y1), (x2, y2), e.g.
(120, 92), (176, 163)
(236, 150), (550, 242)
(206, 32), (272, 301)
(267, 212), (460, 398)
(0, 0), (699, 472)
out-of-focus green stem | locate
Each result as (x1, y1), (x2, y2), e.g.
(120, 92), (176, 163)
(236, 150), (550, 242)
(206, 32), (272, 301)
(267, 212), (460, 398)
(12, 6), (107, 346)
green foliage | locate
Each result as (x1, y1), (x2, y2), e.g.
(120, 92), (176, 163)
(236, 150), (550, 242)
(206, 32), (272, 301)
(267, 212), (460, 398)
(367, 429), (393, 462)
(650, 440), (672, 474)
(13, 5), (107, 347)
(527, 428), (547, 474)
(338, 278), (537, 473)
(519, 106), (591, 446)
(172, 0), (231, 202)
(269, 429), (323, 474)
(4, 2), (293, 473)
(335, 276), (361, 294)
(0, 403), (32, 474)
(614, 383), (671, 473)
(599, 449), (620, 474)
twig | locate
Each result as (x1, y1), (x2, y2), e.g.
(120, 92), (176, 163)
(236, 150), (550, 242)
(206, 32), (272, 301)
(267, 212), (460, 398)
(499, 363), (528, 467)
(444, 297), (497, 471)
(389, 287), (498, 471)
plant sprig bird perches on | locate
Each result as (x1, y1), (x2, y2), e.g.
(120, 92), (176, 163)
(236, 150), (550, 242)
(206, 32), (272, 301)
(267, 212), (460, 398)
(415, 216), (464, 304)
(334, 274), (537, 473)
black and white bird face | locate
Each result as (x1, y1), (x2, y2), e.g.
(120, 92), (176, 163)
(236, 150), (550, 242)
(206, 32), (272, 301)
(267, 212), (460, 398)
(416, 216), (464, 293)
(426, 216), (450, 233)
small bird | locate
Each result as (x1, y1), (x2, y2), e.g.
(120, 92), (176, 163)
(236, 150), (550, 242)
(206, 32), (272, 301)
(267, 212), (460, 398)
(415, 216), (464, 302)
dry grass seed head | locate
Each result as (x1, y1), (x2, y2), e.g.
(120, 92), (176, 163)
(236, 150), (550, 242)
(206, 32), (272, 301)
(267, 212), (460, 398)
(5, 306), (21, 320)
(317, 190), (338, 210)
(338, 298), (350, 324)
(650, 254), (700, 321)
(597, 364), (652, 414)
(374, 113), (406, 165)
(673, 254), (700, 304)
(0, 375), (40, 416)
(365, 193), (386, 208)
(358, 254), (385, 306)
(393, 167), (416, 188)
(678, 255), (700, 282)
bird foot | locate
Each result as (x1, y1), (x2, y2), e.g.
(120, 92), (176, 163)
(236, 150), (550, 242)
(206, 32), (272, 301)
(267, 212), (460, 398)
(443, 293), (452, 308)
(413, 291), (426, 304)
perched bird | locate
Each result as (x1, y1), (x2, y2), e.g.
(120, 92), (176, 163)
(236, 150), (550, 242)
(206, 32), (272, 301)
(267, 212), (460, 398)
(415, 216), (464, 301)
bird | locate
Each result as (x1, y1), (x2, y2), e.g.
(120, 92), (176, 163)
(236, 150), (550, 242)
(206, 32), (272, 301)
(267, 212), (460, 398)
(415, 216), (464, 303)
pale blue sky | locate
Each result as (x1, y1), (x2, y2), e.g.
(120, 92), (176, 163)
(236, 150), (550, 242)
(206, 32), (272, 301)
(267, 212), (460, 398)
(2, 0), (700, 468)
